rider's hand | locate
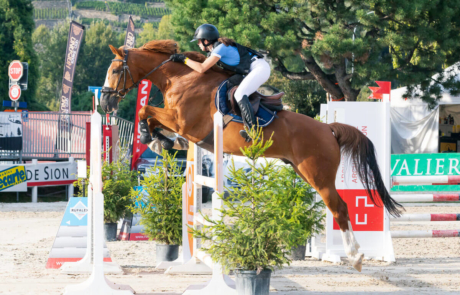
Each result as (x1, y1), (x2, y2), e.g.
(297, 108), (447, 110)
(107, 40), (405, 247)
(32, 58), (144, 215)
(170, 54), (187, 63)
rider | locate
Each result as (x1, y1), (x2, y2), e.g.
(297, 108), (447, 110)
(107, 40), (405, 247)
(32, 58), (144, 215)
(169, 24), (271, 142)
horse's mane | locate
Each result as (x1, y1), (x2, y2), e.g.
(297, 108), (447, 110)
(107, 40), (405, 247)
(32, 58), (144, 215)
(137, 39), (179, 55)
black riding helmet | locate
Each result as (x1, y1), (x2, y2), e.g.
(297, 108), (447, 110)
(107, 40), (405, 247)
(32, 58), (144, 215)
(191, 24), (219, 42)
(191, 24), (219, 51)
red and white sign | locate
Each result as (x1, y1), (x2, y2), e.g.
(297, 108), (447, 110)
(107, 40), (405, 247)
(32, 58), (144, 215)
(333, 190), (384, 231)
(131, 80), (152, 170)
(8, 60), (23, 81)
(322, 97), (393, 261)
(9, 84), (21, 101)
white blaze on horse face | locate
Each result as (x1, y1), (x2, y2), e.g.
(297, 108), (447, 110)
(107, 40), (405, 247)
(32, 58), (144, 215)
(104, 68), (111, 88)
(340, 220), (364, 272)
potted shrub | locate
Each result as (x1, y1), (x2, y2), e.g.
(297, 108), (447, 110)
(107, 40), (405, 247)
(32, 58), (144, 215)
(129, 150), (183, 263)
(273, 166), (325, 260)
(101, 156), (138, 241)
(191, 127), (310, 295)
(73, 155), (137, 241)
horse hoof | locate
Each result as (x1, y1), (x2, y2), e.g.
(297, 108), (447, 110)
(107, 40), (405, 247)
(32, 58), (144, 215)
(140, 133), (152, 145)
(148, 139), (163, 154)
(161, 139), (174, 150)
(173, 137), (189, 150)
(351, 253), (364, 272)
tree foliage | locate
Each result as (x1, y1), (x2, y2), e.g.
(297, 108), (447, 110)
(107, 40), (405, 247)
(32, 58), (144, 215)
(129, 150), (184, 245)
(165, 0), (460, 104)
(0, 0), (46, 110)
(192, 127), (322, 272)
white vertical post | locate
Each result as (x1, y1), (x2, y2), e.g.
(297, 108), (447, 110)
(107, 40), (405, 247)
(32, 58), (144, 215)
(382, 93), (395, 262)
(182, 112), (236, 294)
(63, 112), (133, 294)
(32, 159), (38, 203)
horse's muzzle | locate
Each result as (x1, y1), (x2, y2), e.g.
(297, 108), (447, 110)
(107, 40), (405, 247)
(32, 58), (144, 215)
(100, 92), (119, 113)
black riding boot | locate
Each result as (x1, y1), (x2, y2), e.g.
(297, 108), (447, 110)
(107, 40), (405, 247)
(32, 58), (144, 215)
(237, 95), (256, 142)
(138, 119), (174, 150)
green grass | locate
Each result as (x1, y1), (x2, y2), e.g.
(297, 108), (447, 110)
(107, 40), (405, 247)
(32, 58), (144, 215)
(34, 8), (68, 19)
(74, 1), (107, 11)
(80, 18), (158, 29)
(107, 2), (171, 17)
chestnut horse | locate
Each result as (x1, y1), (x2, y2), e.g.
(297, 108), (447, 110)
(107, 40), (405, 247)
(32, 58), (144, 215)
(100, 40), (402, 271)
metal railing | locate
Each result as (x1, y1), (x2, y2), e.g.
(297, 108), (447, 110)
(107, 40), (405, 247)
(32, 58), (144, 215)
(0, 112), (134, 161)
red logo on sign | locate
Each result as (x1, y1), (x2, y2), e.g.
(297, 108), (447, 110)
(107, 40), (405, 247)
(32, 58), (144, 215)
(333, 189), (384, 231)
(9, 84), (21, 101)
(8, 61), (23, 81)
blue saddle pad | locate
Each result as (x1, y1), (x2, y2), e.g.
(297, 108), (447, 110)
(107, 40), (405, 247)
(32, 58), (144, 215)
(215, 80), (276, 127)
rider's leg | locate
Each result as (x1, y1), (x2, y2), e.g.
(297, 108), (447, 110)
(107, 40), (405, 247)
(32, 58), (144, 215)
(234, 58), (271, 141)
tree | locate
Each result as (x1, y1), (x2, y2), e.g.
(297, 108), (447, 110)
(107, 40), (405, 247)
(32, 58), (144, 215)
(33, 20), (124, 111)
(165, 0), (460, 105)
(0, 0), (46, 110)
(33, 23), (69, 109)
(268, 72), (327, 117)
(137, 15), (175, 47)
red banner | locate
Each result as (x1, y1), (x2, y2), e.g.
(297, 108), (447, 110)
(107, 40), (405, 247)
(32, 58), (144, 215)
(333, 189), (384, 231)
(131, 80), (152, 169)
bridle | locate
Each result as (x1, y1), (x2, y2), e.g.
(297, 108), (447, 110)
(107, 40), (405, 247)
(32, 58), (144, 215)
(101, 49), (171, 99)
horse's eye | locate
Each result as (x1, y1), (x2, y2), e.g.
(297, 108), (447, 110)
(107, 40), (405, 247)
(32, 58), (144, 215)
(112, 69), (121, 74)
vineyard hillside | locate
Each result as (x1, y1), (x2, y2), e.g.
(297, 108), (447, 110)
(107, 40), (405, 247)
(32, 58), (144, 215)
(32, 0), (167, 32)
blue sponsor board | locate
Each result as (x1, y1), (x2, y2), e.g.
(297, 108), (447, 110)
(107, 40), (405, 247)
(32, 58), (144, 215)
(60, 197), (88, 226)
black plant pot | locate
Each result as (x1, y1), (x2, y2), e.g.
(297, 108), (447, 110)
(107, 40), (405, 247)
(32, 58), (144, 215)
(288, 241), (307, 261)
(235, 269), (272, 295)
(156, 244), (179, 263)
(104, 222), (118, 241)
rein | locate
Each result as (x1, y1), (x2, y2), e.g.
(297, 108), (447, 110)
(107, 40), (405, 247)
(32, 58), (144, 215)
(102, 49), (171, 100)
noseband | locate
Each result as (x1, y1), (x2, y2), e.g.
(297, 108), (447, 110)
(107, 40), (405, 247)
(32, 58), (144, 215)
(101, 49), (171, 98)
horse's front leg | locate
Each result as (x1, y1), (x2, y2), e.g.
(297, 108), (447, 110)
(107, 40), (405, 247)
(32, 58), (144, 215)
(138, 106), (179, 150)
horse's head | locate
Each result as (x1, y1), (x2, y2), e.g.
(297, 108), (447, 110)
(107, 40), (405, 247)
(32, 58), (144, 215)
(100, 45), (136, 113)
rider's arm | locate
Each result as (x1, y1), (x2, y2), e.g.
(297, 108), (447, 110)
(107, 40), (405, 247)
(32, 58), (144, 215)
(185, 55), (220, 73)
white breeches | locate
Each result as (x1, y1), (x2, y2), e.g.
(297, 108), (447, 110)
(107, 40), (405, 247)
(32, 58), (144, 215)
(234, 58), (271, 102)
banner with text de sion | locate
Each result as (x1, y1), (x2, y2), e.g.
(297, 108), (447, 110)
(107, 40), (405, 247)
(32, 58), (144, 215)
(131, 80), (152, 170)
(324, 101), (393, 261)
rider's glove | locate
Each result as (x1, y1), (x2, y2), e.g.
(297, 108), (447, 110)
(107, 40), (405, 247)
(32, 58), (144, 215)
(170, 54), (187, 63)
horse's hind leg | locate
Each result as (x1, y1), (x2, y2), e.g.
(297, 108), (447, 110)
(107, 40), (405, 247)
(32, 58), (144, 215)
(292, 163), (364, 272)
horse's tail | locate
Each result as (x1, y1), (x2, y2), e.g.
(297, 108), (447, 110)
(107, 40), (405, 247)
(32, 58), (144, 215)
(329, 122), (403, 217)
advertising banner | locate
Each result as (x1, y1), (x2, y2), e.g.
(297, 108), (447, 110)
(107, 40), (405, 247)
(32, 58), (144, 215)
(323, 100), (393, 262)
(0, 112), (22, 151)
(131, 80), (152, 169)
(59, 21), (85, 114)
(0, 165), (27, 192)
(391, 153), (460, 192)
(46, 197), (112, 269)
(0, 160), (77, 191)
(25, 160), (77, 187)
(124, 16), (136, 49)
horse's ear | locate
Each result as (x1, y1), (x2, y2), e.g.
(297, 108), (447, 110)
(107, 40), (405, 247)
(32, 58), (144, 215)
(109, 44), (122, 56)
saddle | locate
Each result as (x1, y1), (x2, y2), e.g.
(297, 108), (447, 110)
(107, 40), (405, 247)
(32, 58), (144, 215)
(226, 74), (284, 117)
(197, 76), (285, 151)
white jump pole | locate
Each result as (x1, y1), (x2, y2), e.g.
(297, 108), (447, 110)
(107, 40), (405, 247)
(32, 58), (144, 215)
(392, 175), (460, 186)
(63, 112), (134, 295)
(181, 112), (236, 295)
(391, 230), (460, 238)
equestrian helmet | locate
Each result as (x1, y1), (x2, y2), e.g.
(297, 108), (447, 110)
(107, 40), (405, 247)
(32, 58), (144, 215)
(191, 24), (219, 42)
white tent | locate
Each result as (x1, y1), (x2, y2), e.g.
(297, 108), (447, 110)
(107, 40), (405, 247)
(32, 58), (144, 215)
(390, 63), (460, 154)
